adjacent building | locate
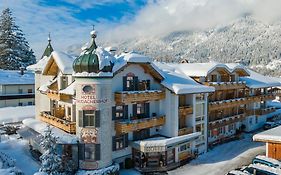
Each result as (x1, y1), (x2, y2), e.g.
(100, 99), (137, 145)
(23, 29), (281, 173)
(0, 69), (35, 107)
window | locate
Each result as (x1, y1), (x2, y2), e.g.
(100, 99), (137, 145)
(28, 89), (32, 93)
(79, 110), (100, 127)
(123, 74), (138, 91)
(84, 144), (100, 160)
(112, 134), (128, 151)
(18, 102), (23, 106)
(133, 129), (150, 141)
(211, 75), (217, 82)
(133, 103), (150, 118)
(18, 89), (23, 94)
(27, 102), (33, 106)
(61, 76), (68, 90)
(112, 105), (128, 120)
(179, 143), (190, 152)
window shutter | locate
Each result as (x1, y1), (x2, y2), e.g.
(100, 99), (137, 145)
(112, 136), (116, 151)
(123, 76), (127, 91)
(125, 134), (129, 147)
(133, 104), (137, 117)
(78, 144), (85, 160)
(95, 144), (101, 160)
(145, 103), (150, 118)
(133, 77), (139, 91)
(124, 105), (128, 119)
(78, 111), (83, 127)
(112, 107), (116, 120)
(95, 110), (100, 127)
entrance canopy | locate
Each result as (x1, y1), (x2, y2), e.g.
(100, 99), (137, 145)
(131, 132), (201, 153)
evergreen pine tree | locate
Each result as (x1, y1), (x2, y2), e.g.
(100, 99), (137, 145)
(0, 8), (36, 70)
(39, 125), (62, 175)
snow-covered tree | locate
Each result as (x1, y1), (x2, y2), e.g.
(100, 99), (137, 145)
(39, 125), (62, 175)
(0, 8), (36, 70)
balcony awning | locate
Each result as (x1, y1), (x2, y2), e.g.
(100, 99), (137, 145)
(131, 132), (201, 153)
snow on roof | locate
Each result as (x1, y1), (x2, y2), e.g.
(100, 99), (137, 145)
(255, 155), (281, 166)
(247, 163), (281, 174)
(253, 122), (281, 143)
(50, 51), (76, 74)
(22, 118), (78, 144)
(227, 170), (250, 175)
(153, 62), (215, 94)
(165, 62), (232, 77)
(38, 77), (57, 93)
(95, 47), (116, 70)
(240, 69), (281, 88)
(59, 82), (75, 95)
(132, 132), (201, 152)
(27, 56), (50, 72)
(121, 52), (151, 63)
(0, 69), (34, 85)
(0, 106), (35, 124)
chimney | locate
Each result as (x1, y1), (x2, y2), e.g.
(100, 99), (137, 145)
(20, 67), (25, 75)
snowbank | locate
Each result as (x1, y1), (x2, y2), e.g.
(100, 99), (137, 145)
(76, 163), (119, 175)
(0, 106), (35, 124)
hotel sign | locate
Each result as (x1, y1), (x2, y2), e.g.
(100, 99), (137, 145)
(141, 145), (166, 153)
(77, 84), (109, 104)
(79, 160), (99, 170)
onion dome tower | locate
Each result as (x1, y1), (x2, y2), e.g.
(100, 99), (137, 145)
(73, 27), (113, 171)
(73, 27), (114, 73)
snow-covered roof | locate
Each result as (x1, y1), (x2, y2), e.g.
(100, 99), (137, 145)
(38, 77), (57, 93)
(153, 62), (215, 94)
(131, 132), (201, 152)
(0, 106), (35, 124)
(27, 56), (50, 72)
(0, 69), (34, 85)
(22, 118), (78, 144)
(253, 123), (281, 143)
(247, 163), (281, 174)
(59, 82), (75, 95)
(165, 62), (232, 77)
(50, 51), (76, 74)
(240, 69), (281, 88)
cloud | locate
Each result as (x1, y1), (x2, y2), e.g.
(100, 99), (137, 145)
(101, 0), (281, 41)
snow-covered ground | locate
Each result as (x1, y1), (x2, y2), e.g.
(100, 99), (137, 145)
(0, 136), (40, 174)
(169, 134), (265, 175)
(0, 105), (35, 124)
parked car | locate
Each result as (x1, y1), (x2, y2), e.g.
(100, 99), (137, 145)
(242, 164), (281, 175)
(252, 155), (281, 168)
(226, 170), (251, 175)
(263, 122), (279, 130)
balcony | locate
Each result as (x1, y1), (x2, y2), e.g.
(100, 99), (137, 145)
(209, 113), (245, 129)
(246, 107), (276, 116)
(209, 94), (276, 111)
(40, 111), (76, 134)
(47, 91), (71, 101)
(115, 115), (165, 135)
(204, 81), (246, 90)
(178, 105), (193, 116)
(115, 90), (165, 105)
(178, 127), (193, 136)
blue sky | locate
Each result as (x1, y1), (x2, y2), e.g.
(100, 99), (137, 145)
(1, 0), (281, 59)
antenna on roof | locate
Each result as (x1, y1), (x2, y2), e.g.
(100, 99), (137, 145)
(90, 25), (97, 38)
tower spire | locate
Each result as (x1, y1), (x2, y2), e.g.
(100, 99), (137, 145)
(48, 32), (51, 43)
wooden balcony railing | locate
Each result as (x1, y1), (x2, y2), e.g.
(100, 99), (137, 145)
(115, 90), (165, 105)
(47, 91), (71, 101)
(115, 115), (165, 135)
(178, 127), (193, 136)
(209, 94), (276, 111)
(178, 105), (193, 116)
(204, 81), (246, 90)
(209, 113), (245, 129)
(246, 107), (276, 116)
(40, 111), (76, 134)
